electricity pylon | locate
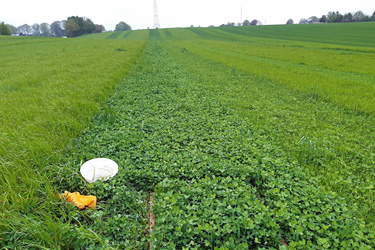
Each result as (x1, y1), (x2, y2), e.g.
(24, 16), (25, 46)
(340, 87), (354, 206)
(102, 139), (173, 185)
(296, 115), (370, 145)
(153, 0), (160, 29)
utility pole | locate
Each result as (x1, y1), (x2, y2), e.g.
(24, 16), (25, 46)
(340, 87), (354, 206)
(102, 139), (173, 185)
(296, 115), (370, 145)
(153, 0), (160, 29)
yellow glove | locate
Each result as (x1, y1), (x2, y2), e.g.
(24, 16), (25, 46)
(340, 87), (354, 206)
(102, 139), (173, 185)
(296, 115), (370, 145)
(63, 191), (97, 209)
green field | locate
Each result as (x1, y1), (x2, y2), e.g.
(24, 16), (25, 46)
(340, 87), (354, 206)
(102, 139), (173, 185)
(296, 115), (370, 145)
(1, 22), (375, 249)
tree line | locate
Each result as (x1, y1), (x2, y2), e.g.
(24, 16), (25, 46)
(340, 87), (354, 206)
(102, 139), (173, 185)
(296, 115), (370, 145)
(64, 16), (104, 37)
(220, 19), (261, 27)
(0, 17), (131, 37)
(287, 10), (375, 24)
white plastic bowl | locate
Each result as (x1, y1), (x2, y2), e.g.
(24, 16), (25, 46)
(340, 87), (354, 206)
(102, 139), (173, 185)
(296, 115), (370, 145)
(80, 158), (118, 183)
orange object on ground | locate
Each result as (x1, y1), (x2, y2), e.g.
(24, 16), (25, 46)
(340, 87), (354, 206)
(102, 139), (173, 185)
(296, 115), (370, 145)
(63, 191), (97, 209)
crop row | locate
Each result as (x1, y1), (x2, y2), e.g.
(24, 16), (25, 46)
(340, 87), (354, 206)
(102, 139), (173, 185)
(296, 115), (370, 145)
(163, 37), (375, 224)
(218, 22), (375, 47)
(52, 41), (375, 249)
(169, 39), (375, 114)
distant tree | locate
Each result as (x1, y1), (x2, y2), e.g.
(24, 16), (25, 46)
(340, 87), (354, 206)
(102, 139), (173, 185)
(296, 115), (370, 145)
(286, 18), (294, 24)
(220, 22), (236, 27)
(115, 21), (132, 31)
(51, 21), (65, 37)
(289, 10), (372, 24)
(64, 16), (94, 37)
(0, 22), (11, 35)
(65, 18), (80, 37)
(32, 23), (41, 36)
(342, 13), (353, 22)
(353, 11), (365, 22)
(362, 15), (371, 22)
(243, 20), (250, 26)
(336, 12), (343, 22)
(326, 12), (334, 22)
(40, 23), (51, 36)
(299, 18), (308, 24)
(83, 18), (95, 34)
(327, 11), (342, 23)
(250, 19), (258, 25)
(18, 24), (31, 34)
(7, 24), (18, 34)
(319, 15), (327, 23)
(94, 24), (105, 33)
(308, 16), (319, 23)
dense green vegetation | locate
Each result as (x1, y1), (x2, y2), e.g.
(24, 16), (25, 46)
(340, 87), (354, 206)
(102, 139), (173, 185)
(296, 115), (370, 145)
(0, 35), (147, 248)
(1, 22), (375, 249)
(0, 22), (11, 35)
(158, 25), (375, 225)
(216, 22), (375, 47)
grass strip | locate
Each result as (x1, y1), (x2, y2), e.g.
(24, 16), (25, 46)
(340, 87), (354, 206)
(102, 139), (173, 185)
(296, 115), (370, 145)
(0, 36), (147, 249)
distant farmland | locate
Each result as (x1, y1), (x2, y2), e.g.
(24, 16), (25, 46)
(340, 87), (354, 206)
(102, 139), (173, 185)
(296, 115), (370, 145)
(1, 22), (375, 249)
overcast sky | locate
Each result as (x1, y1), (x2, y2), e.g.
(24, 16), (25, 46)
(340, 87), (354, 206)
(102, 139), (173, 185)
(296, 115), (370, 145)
(1, 0), (374, 30)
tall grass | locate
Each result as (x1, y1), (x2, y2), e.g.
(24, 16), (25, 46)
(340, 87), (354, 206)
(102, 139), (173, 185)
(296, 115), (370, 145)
(0, 35), (147, 248)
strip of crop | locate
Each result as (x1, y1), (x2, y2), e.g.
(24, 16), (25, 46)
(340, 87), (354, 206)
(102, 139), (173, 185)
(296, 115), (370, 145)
(124, 30), (150, 40)
(106, 31), (126, 39)
(203, 40), (375, 77)
(150, 29), (162, 40)
(79, 31), (116, 39)
(218, 22), (375, 47)
(163, 40), (375, 224)
(162, 28), (201, 41)
(50, 41), (375, 249)
(170, 39), (375, 114)
(122, 30), (132, 39)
